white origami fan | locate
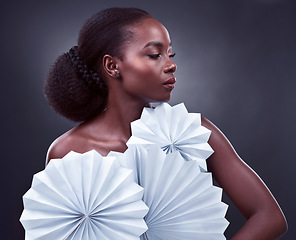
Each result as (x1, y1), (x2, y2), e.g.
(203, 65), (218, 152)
(20, 150), (148, 240)
(109, 145), (229, 240)
(127, 102), (213, 170)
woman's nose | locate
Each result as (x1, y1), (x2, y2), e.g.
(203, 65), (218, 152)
(164, 58), (177, 73)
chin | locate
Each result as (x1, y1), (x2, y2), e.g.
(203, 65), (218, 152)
(145, 92), (172, 104)
(150, 97), (170, 103)
(157, 93), (172, 102)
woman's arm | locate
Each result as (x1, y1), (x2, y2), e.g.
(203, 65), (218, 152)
(202, 117), (287, 240)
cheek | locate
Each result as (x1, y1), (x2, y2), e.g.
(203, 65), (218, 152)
(126, 60), (155, 77)
(122, 61), (159, 86)
(119, 58), (171, 102)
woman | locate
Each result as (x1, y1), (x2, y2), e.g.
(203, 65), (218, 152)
(44, 7), (287, 239)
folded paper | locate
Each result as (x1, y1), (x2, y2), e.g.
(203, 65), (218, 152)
(21, 102), (228, 239)
(20, 150), (148, 240)
(109, 145), (229, 240)
(127, 102), (213, 170)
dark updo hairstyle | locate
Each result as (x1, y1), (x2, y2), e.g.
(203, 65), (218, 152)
(44, 8), (151, 122)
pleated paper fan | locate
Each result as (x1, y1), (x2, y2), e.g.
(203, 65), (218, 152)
(109, 145), (229, 240)
(20, 150), (148, 240)
(126, 102), (213, 170)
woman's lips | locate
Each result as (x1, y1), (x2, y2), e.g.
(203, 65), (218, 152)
(163, 77), (176, 90)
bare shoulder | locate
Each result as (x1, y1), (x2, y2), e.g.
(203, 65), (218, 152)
(201, 116), (250, 187)
(46, 127), (84, 165)
(201, 116), (219, 135)
(201, 116), (234, 153)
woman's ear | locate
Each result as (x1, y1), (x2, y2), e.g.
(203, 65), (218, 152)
(102, 54), (119, 78)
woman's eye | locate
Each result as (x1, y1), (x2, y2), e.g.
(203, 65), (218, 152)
(147, 53), (176, 60)
(148, 54), (161, 59)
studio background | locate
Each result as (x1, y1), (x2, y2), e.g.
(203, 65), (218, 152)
(1, 0), (295, 239)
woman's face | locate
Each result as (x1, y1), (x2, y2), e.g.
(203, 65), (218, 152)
(117, 18), (177, 103)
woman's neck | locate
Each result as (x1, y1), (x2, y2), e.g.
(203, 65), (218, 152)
(90, 88), (148, 143)
(104, 99), (146, 139)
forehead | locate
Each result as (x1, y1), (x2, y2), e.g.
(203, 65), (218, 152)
(128, 18), (172, 48)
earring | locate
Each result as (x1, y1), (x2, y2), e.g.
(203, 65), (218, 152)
(115, 70), (121, 79)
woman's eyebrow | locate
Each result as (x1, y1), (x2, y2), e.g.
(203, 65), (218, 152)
(143, 41), (172, 49)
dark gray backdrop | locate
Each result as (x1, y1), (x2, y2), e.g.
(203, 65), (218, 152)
(1, 0), (295, 239)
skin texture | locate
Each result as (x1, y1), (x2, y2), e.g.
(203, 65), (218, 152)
(203, 118), (287, 239)
(47, 18), (287, 239)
